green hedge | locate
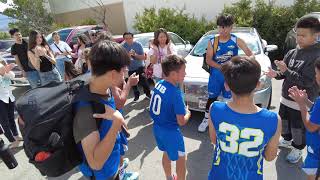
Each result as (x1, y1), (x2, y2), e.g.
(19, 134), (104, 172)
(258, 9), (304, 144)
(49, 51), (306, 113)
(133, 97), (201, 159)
(133, 7), (215, 45)
(133, 0), (320, 59)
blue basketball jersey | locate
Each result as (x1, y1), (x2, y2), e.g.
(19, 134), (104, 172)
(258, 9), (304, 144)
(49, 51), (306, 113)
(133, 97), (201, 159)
(208, 102), (278, 180)
(149, 80), (186, 129)
(210, 34), (238, 65)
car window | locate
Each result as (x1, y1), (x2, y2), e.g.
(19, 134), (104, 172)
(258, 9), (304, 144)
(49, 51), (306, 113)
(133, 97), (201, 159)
(71, 28), (91, 45)
(0, 40), (15, 51)
(191, 32), (261, 56)
(134, 35), (153, 48)
(46, 29), (72, 45)
(170, 33), (185, 45)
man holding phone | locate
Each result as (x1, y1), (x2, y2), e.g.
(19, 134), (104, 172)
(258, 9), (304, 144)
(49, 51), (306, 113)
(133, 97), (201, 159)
(122, 32), (151, 101)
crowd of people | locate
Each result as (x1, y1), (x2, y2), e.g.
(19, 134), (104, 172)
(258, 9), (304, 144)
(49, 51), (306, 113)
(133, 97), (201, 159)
(0, 13), (319, 180)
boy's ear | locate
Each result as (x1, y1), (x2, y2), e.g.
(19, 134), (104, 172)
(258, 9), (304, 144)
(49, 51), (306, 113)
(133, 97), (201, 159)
(224, 82), (230, 91)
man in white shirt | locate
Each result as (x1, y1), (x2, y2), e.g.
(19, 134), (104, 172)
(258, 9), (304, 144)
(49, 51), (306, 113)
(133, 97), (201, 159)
(50, 32), (73, 80)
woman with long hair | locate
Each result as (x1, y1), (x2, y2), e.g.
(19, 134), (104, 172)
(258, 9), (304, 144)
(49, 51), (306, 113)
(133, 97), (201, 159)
(148, 28), (176, 82)
(27, 30), (61, 86)
(74, 34), (87, 71)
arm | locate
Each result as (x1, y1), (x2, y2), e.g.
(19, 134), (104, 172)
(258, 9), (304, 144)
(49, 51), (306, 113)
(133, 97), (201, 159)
(208, 105), (216, 144)
(27, 51), (40, 71)
(44, 46), (56, 64)
(264, 115), (282, 161)
(299, 105), (320, 132)
(205, 41), (221, 69)
(81, 107), (124, 170)
(237, 38), (253, 57)
(149, 48), (158, 64)
(133, 43), (145, 61)
(176, 108), (191, 126)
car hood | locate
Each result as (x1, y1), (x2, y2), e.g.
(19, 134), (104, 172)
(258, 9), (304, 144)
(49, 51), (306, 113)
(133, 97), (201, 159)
(185, 54), (271, 81)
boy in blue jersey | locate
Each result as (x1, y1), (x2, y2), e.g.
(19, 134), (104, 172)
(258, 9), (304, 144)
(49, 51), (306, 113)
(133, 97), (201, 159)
(73, 40), (131, 180)
(207, 56), (281, 180)
(288, 57), (320, 180)
(198, 14), (253, 132)
(149, 55), (191, 180)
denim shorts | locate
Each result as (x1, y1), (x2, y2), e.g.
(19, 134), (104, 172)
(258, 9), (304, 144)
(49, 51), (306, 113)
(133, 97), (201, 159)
(56, 57), (72, 79)
(39, 68), (62, 86)
(25, 70), (40, 89)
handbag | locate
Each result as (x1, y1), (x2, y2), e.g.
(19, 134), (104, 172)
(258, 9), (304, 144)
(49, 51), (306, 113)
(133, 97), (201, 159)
(145, 63), (153, 79)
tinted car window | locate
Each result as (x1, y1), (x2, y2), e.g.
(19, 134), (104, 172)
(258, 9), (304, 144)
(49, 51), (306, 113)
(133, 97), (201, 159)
(191, 32), (261, 56)
(170, 33), (185, 45)
(134, 35), (153, 48)
(46, 28), (73, 44)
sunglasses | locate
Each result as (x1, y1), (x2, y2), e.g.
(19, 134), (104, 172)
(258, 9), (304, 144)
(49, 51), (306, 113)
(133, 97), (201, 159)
(90, 34), (97, 37)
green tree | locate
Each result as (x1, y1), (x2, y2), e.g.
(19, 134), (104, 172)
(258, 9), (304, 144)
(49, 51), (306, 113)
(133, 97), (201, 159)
(1, 0), (53, 36)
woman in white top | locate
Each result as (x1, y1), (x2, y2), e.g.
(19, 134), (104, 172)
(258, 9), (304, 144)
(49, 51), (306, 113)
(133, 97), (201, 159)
(148, 28), (177, 82)
(0, 62), (22, 145)
(74, 35), (87, 72)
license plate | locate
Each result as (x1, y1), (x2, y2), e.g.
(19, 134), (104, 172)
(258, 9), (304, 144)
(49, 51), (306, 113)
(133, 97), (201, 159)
(199, 99), (207, 109)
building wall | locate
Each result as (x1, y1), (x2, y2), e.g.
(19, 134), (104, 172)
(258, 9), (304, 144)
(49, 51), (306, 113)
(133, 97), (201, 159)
(51, 2), (127, 34)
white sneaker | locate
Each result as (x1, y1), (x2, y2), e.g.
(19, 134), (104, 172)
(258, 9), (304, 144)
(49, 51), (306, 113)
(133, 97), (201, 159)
(286, 148), (302, 164)
(278, 139), (292, 148)
(198, 118), (209, 132)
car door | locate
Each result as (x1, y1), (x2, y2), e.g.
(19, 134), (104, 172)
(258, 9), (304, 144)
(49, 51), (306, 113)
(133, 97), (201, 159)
(169, 33), (188, 57)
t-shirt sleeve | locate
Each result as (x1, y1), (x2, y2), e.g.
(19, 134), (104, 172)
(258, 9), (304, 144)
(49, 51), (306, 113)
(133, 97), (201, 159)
(135, 42), (144, 55)
(173, 89), (186, 115)
(73, 105), (98, 143)
(310, 98), (320, 126)
(148, 48), (155, 56)
(11, 45), (17, 55)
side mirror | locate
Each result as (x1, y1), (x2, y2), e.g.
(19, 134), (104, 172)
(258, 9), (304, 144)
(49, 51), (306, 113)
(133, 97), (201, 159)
(265, 45), (278, 52)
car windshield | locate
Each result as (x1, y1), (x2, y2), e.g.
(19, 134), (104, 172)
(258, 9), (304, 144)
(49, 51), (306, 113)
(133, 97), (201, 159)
(134, 35), (154, 48)
(46, 28), (73, 45)
(191, 32), (261, 57)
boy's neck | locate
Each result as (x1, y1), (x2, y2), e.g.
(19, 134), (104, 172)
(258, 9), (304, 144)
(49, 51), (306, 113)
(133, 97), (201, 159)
(89, 76), (110, 95)
(228, 94), (259, 113)
(219, 34), (231, 42)
(15, 39), (22, 44)
(164, 77), (177, 86)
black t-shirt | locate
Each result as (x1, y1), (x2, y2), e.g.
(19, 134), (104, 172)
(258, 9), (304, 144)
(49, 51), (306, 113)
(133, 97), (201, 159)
(11, 40), (35, 72)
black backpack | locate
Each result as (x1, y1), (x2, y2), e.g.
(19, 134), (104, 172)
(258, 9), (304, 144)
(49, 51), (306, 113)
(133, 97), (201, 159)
(15, 73), (104, 177)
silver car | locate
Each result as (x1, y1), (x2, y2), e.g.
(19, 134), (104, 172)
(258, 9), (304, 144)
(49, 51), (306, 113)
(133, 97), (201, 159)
(184, 27), (278, 112)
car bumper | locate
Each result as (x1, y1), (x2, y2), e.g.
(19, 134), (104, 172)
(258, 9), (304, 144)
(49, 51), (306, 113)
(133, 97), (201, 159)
(184, 77), (272, 112)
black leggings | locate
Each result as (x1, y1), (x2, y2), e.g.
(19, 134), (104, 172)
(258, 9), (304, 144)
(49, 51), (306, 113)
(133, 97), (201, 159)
(0, 99), (18, 142)
(205, 97), (218, 112)
(128, 67), (151, 97)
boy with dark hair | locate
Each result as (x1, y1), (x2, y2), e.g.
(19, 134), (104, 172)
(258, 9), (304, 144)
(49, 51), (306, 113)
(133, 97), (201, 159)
(122, 31), (151, 101)
(208, 56), (281, 180)
(289, 57), (320, 180)
(9, 28), (40, 88)
(266, 16), (320, 163)
(198, 14), (253, 132)
(73, 40), (133, 180)
(150, 54), (191, 180)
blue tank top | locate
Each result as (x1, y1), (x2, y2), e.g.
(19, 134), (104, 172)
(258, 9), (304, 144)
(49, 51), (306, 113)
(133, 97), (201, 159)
(210, 34), (238, 74)
(78, 96), (121, 180)
(209, 102), (278, 180)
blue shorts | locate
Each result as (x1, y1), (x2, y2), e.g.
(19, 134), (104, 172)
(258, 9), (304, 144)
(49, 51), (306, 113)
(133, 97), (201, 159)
(119, 131), (128, 156)
(303, 146), (320, 175)
(153, 125), (185, 161)
(208, 69), (231, 99)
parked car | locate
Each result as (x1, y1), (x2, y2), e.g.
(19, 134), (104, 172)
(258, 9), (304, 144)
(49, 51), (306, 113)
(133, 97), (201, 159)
(284, 12), (320, 54)
(0, 39), (15, 54)
(134, 32), (193, 58)
(183, 27), (278, 112)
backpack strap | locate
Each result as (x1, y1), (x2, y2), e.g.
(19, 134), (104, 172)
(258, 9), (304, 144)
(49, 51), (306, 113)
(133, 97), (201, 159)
(213, 35), (219, 56)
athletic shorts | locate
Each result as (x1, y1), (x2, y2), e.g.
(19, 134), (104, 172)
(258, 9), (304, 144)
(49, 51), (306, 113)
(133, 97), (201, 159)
(208, 69), (231, 99)
(302, 146), (320, 175)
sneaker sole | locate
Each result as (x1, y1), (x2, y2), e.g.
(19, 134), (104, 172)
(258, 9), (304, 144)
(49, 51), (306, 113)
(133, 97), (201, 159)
(286, 157), (301, 164)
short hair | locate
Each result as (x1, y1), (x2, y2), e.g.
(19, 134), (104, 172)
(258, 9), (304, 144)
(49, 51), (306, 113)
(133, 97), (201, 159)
(222, 56), (261, 96)
(296, 16), (320, 33)
(217, 14), (235, 27)
(52, 31), (59, 38)
(83, 48), (91, 60)
(315, 57), (320, 71)
(97, 31), (113, 42)
(123, 32), (134, 38)
(64, 61), (81, 79)
(89, 40), (130, 76)
(161, 55), (187, 77)
(9, 28), (19, 36)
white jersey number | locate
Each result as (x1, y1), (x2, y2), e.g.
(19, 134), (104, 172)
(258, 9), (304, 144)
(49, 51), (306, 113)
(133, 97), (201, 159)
(151, 93), (162, 115)
(218, 122), (264, 157)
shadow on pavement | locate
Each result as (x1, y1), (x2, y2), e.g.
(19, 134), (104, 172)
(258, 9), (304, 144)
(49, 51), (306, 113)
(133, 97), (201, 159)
(276, 148), (306, 180)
